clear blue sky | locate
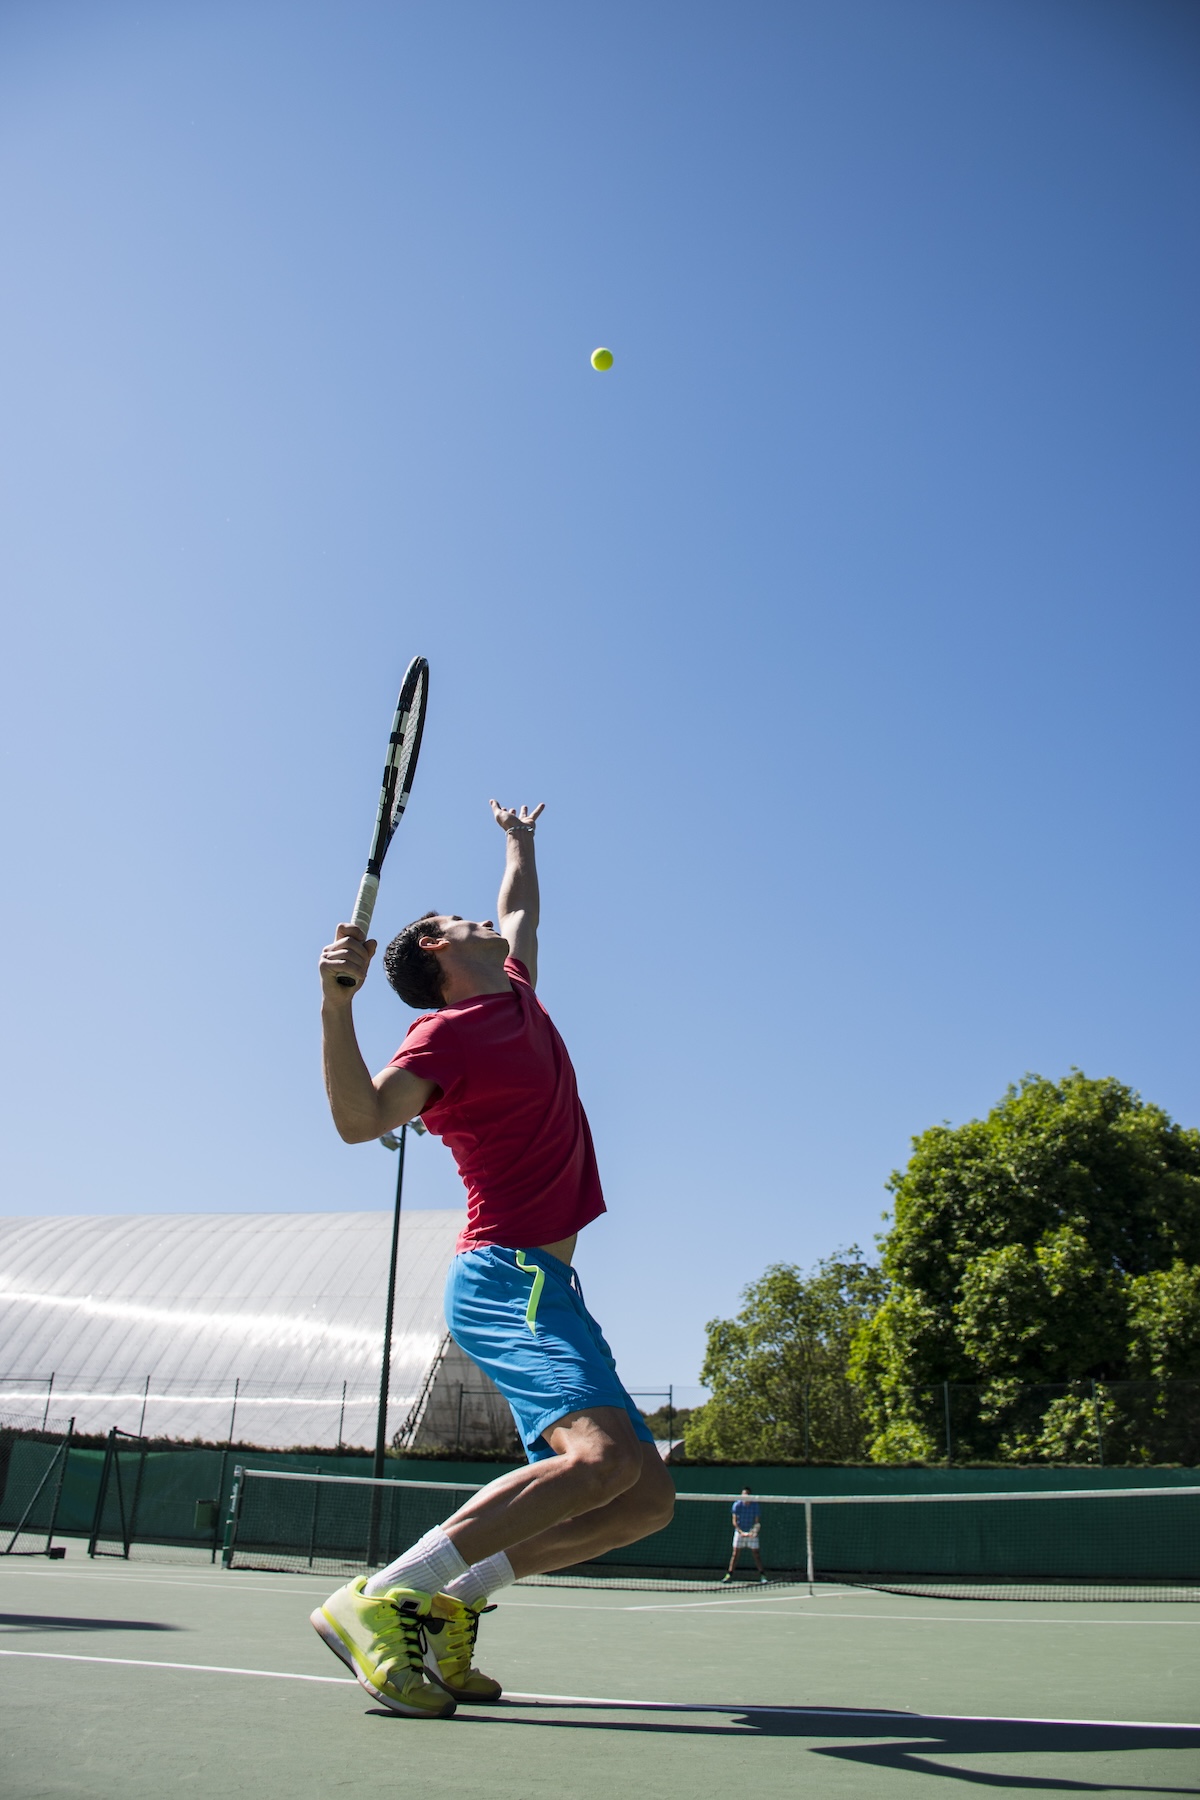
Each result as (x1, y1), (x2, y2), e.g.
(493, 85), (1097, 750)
(1, 0), (1196, 1405)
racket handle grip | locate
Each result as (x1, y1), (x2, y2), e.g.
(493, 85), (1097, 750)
(334, 874), (380, 989)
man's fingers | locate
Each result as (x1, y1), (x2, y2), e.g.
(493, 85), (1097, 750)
(490, 797), (544, 828)
(335, 922), (367, 942)
(323, 936), (371, 965)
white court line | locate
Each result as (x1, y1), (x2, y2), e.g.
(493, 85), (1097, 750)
(0, 1568), (337, 1600)
(7, 1570), (1198, 1623)
(503, 1692), (1200, 1730)
(626, 1591), (875, 1611)
(629, 1608), (1200, 1626)
(2, 1651), (1197, 1732)
(0, 1649), (351, 1683)
(624, 1596), (1200, 1624)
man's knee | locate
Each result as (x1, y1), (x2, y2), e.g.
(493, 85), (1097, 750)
(582, 1440), (645, 1506)
(634, 1455), (676, 1532)
(557, 1432), (644, 1508)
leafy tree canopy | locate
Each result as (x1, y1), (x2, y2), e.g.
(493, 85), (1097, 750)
(852, 1072), (1200, 1460)
(685, 1250), (884, 1462)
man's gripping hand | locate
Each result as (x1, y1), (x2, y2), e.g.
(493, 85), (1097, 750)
(319, 924), (377, 1000)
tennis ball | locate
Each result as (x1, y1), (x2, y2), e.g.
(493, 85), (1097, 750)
(591, 347), (614, 371)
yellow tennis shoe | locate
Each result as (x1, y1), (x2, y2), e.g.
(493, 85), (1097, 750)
(424, 1593), (502, 1702)
(310, 1578), (456, 1717)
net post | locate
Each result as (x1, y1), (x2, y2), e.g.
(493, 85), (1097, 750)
(805, 1500), (814, 1592)
(211, 1449), (229, 1563)
(221, 1465), (245, 1569)
(307, 1465), (322, 1569)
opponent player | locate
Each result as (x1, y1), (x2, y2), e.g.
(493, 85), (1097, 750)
(314, 801), (675, 1716)
(723, 1487), (767, 1583)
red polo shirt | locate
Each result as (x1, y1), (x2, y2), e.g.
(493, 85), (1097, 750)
(389, 957), (606, 1252)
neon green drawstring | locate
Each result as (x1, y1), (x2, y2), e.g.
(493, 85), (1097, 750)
(515, 1251), (545, 1334)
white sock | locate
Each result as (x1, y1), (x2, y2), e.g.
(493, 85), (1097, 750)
(363, 1525), (470, 1598)
(442, 1550), (515, 1611)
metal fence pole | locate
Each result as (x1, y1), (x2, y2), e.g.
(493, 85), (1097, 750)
(374, 1124), (409, 1480)
(44, 1417), (74, 1556)
(943, 1382), (953, 1465)
(88, 1428), (117, 1558)
(1092, 1380), (1105, 1468)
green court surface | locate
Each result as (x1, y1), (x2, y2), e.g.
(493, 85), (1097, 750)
(3, 1549), (1199, 1799)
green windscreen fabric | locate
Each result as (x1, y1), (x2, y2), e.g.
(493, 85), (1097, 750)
(1, 1422), (72, 1555)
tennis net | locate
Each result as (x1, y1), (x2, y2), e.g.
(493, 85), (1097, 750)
(221, 1467), (1200, 1599)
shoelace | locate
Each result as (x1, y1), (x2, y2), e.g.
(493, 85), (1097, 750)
(388, 1599), (431, 1672)
(437, 1602), (494, 1673)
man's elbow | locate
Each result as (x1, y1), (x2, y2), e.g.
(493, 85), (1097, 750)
(334, 1117), (380, 1146)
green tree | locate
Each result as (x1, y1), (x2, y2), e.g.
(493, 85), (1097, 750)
(851, 1072), (1200, 1461)
(685, 1249), (885, 1462)
(639, 1404), (695, 1440)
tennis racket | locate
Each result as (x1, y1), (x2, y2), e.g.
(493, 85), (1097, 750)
(336, 654), (430, 988)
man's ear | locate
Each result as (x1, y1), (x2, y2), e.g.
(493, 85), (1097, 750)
(418, 934), (449, 955)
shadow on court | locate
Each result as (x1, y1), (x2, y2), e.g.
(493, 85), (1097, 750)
(0, 1613), (180, 1633)
(365, 1704), (1200, 1792)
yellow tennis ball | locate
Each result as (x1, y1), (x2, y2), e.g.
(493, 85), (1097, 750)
(591, 347), (614, 371)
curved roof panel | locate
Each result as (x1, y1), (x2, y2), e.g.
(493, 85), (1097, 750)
(0, 1211), (466, 1448)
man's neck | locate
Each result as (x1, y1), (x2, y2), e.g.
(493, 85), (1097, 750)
(439, 964), (513, 1006)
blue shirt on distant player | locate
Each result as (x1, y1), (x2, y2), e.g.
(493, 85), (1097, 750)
(732, 1497), (760, 1532)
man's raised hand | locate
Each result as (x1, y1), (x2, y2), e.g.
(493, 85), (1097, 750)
(319, 923), (377, 1000)
(490, 800), (545, 833)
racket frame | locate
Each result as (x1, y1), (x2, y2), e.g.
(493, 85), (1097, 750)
(336, 654), (429, 987)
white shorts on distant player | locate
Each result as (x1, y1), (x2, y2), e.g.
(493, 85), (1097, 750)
(732, 1528), (760, 1549)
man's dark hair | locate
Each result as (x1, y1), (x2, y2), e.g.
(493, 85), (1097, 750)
(384, 912), (446, 1011)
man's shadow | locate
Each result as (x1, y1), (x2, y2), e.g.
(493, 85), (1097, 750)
(0, 1612), (178, 1633)
(371, 1699), (1200, 1791)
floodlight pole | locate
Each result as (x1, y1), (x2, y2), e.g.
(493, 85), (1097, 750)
(373, 1122), (426, 1480)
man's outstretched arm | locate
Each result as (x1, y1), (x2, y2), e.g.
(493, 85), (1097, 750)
(319, 924), (436, 1141)
(490, 799), (544, 986)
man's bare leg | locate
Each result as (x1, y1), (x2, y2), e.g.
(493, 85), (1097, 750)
(440, 1407), (667, 1566)
(361, 1408), (673, 1602)
(502, 1442), (676, 1577)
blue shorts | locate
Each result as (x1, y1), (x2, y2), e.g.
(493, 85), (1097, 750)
(444, 1245), (656, 1462)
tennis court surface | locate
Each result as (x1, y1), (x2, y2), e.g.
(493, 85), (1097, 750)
(4, 1547), (1199, 1799)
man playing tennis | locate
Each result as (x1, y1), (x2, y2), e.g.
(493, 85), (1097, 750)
(314, 801), (675, 1717)
(724, 1487), (767, 1583)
